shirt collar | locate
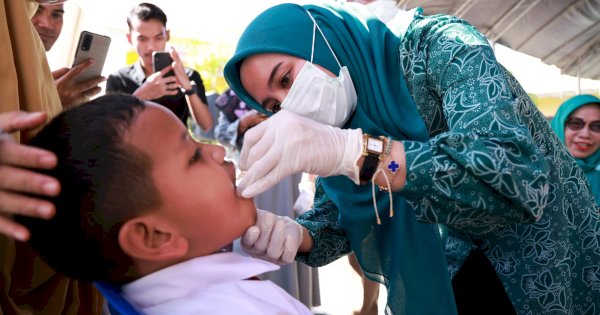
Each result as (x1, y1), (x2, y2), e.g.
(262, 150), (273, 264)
(131, 62), (148, 85)
(121, 252), (279, 309)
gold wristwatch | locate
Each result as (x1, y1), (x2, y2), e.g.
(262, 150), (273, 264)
(359, 134), (384, 183)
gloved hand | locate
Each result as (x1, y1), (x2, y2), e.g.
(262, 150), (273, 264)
(241, 209), (304, 265)
(238, 110), (363, 198)
(292, 180), (315, 216)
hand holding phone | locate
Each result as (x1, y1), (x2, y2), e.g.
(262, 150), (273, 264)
(53, 61), (106, 107)
(72, 31), (111, 84)
(134, 49), (189, 101)
(153, 51), (174, 77)
(133, 62), (178, 100)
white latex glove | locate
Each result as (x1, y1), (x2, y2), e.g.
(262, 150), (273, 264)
(242, 209), (304, 265)
(238, 110), (363, 198)
(293, 182), (315, 216)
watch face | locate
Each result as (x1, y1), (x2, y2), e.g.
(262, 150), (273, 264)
(367, 137), (383, 153)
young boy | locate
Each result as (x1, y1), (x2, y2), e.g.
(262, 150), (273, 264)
(16, 94), (312, 315)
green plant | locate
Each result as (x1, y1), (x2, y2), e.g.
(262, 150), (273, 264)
(169, 37), (233, 94)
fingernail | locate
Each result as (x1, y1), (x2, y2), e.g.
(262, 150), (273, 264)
(37, 204), (54, 218)
(13, 230), (28, 241)
(23, 111), (42, 118)
(39, 155), (55, 167)
(42, 181), (59, 194)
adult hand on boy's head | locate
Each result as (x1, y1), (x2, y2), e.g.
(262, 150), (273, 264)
(241, 209), (303, 265)
(0, 111), (59, 241)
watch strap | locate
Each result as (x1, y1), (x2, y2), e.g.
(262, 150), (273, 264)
(359, 153), (380, 183)
(181, 81), (197, 95)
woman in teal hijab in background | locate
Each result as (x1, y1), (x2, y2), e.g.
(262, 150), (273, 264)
(225, 2), (600, 314)
(551, 94), (600, 206)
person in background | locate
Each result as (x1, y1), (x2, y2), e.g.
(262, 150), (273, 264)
(30, 2), (63, 51)
(31, 1), (106, 107)
(17, 94), (313, 315)
(346, 253), (378, 315)
(214, 88), (266, 160)
(214, 89), (322, 310)
(224, 2), (600, 314)
(551, 94), (600, 207)
(0, 0), (104, 313)
(106, 2), (212, 131)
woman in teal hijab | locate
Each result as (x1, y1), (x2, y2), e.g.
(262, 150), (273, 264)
(225, 2), (600, 314)
(551, 94), (600, 206)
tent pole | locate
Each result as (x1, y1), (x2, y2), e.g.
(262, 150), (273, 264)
(577, 57), (581, 94)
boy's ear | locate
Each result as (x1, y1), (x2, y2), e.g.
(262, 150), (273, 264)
(118, 216), (188, 261)
(166, 29), (170, 42)
(126, 32), (132, 45)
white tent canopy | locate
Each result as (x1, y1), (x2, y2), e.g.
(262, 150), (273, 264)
(397, 0), (600, 81)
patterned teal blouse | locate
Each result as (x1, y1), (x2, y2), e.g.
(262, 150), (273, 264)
(297, 11), (600, 314)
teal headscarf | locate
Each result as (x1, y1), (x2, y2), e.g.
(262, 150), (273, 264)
(224, 3), (456, 314)
(551, 94), (600, 205)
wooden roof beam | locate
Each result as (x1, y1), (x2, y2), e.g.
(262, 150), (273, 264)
(486, 0), (542, 43)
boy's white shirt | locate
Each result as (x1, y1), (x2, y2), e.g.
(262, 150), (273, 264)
(121, 252), (313, 315)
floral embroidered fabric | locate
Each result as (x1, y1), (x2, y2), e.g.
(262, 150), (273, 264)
(297, 11), (600, 314)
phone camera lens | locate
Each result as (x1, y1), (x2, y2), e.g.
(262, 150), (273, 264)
(82, 34), (93, 51)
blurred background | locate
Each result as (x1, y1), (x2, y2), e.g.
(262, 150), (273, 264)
(47, 0), (600, 119)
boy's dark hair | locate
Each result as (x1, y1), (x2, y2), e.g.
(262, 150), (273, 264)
(16, 94), (162, 285)
(127, 2), (168, 30)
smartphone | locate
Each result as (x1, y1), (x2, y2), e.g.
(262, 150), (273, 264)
(72, 31), (111, 84)
(152, 51), (174, 77)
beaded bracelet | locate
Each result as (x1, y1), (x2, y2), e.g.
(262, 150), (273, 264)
(370, 136), (396, 225)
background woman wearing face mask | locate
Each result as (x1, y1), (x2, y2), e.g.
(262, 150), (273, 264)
(551, 94), (600, 207)
(224, 3), (600, 314)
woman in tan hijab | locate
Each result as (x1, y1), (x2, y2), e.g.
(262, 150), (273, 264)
(0, 0), (103, 313)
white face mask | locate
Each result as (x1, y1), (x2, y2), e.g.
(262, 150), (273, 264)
(282, 63), (357, 127)
(280, 10), (358, 127)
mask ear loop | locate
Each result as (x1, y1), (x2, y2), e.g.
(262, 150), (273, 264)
(310, 17), (316, 63)
(305, 10), (342, 70)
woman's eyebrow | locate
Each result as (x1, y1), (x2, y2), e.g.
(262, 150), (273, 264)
(267, 62), (283, 89)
